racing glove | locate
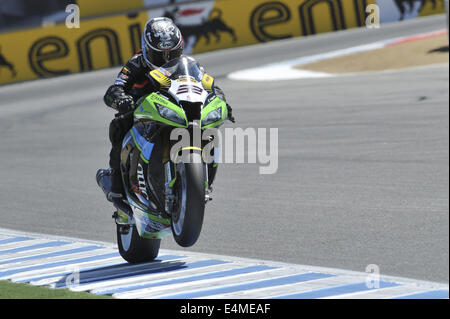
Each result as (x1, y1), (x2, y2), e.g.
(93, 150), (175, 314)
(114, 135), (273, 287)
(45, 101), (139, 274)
(114, 95), (135, 114)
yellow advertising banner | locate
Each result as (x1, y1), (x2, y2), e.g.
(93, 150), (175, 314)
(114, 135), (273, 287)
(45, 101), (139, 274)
(419, 0), (447, 17)
(77, 0), (144, 17)
(190, 0), (376, 53)
(0, 12), (149, 85)
(0, 0), (445, 85)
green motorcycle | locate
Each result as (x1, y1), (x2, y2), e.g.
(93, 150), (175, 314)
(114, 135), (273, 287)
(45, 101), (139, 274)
(97, 56), (232, 263)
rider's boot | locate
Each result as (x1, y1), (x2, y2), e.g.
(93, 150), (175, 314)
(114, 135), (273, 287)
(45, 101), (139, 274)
(96, 168), (124, 201)
(110, 168), (125, 198)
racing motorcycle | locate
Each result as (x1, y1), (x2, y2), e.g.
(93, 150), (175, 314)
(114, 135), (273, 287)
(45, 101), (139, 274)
(96, 56), (231, 263)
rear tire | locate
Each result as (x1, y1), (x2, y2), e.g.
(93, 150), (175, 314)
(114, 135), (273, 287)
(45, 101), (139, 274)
(171, 152), (205, 247)
(117, 224), (161, 263)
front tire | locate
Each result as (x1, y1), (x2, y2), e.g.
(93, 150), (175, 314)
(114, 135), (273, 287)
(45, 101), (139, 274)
(117, 224), (161, 263)
(171, 152), (206, 247)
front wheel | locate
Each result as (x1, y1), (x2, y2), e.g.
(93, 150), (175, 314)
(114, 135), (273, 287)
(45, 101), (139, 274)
(171, 152), (206, 247)
(117, 224), (161, 263)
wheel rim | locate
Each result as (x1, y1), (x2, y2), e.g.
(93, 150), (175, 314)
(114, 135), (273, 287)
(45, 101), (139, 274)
(172, 162), (187, 236)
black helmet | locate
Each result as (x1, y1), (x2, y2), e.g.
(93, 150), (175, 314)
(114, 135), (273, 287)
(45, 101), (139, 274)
(141, 17), (184, 69)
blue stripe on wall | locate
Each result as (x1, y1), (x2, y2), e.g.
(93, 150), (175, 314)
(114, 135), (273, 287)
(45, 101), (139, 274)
(159, 272), (335, 299)
(100, 264), (274, 295)
(0, 241), (71, 255)
(0, 245), (103, 265)
(0, 237), (33, 245)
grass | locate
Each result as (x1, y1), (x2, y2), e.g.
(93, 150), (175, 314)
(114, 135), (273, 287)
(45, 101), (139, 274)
(0, 280), (113, 299)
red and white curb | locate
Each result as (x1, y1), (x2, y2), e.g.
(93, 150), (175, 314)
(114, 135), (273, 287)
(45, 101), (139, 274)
(228, 30), (448, 81)
(0, 228), (448, 299)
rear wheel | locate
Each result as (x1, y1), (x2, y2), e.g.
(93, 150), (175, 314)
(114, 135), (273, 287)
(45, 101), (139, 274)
(117, 224), (161, 263)
(171, 152), (205, 247)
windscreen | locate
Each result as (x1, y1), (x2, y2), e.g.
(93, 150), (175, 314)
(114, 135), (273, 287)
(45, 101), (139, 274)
(157, 56), (208, 104)
(157, 56), (204, 82)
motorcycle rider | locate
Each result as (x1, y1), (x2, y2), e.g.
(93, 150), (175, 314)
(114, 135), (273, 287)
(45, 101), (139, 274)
(100, 17), (233, 200)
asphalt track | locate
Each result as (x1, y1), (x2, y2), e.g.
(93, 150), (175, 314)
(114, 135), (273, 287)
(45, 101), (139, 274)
(0, 15), (448, 284)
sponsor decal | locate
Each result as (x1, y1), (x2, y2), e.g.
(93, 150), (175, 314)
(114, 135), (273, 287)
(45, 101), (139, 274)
(205, 93), (217, 105)
(131, 184), (142, 195)
(150, 69), (171, 88)
(178, 75), (199, 83)
(122, 66), (131, 74)
(136, 163), (149, 201)
(157, 4), (236, 54)
(158, 41), (175, 49)
(152, 0), (374, 53)
(158, 68), (172, 77)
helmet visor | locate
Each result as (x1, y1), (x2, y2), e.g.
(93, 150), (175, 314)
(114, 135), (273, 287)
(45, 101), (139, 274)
(143, 45), (183, 68)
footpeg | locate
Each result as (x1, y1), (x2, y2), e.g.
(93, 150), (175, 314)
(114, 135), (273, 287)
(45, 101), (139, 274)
(205, 187), (213, 203)
(107, 192), (123, 201)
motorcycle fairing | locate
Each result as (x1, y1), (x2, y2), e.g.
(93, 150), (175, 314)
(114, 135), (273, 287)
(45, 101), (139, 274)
(135, 92), (188, 128)
(132, 205), (171, 239)
(121, 124), (171, 239)
(144, 57), (227, 129)
(130, 126), (154, 163)
(201, 73), (215, 93)
(200, 96), (228, 129)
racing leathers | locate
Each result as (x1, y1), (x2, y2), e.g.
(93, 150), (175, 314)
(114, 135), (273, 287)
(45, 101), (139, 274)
(104, 51), (153, 182)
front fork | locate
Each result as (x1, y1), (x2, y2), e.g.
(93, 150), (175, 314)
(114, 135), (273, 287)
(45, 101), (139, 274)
(162, 125), (220, 214)
(164, 161), (176, 213)
(164, 156), (218, 214)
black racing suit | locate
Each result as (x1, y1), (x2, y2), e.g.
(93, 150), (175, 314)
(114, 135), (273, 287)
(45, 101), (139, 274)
(104, 51), (155, 172)
(104, 52), (229, 187)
